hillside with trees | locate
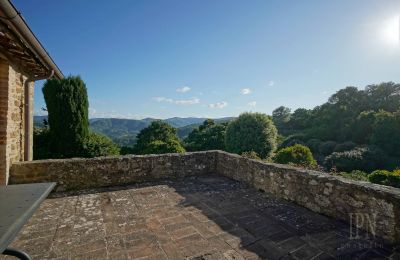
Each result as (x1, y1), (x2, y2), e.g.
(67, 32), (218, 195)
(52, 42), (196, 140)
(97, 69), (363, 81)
(33, 77), (400, 189)
(272, 82), (400, 173)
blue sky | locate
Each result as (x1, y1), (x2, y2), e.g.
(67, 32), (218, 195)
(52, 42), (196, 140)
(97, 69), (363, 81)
(14, 0), (400, 119)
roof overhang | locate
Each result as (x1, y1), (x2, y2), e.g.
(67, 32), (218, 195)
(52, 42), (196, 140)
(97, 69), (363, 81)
(0, 0), (63, 79)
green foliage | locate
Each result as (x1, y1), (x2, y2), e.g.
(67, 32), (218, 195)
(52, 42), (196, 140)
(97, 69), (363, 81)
(225, 112), (277, 158)
(335, 170), (369, 181)
(120, 146), (136, 155)
(368, 170), (390, 184)
(33, 128), (51, 160)
(42, 76), (89, 158)
(134, 121), (185, 154)
(369, 110), (400, 156)
(273, 82), (400, 159)
(334, 141), (356, 153)
(184, 119), (226, 151)
(305, 139), (322, 153)
(349, 111), (377, 144)
(141, 140), (185, 154)
(318, 141), (337, 156)
(274, 144), (316, 167)
(279, 134), (306, 149)
(241, 151), (261, 160)
(325, 146), (385, 172)
(272, 106), (291, 134)
(82, 132), (120, 157)
(288, 108), (313, 131)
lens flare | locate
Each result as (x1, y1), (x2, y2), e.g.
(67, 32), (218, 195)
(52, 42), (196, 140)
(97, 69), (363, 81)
(379, 15), (400, 47)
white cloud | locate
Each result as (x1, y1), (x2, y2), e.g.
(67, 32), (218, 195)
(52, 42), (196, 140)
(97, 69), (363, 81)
(174, 98), (200, 105)
(241, 88), (252, 95)
(248, 101), (257, 107)
(176, 86), (191, 93)
(153, 96), (199, 105)
(153, 97), (174, 103)
(209, 101), (228, 109)
(268, 80), (275, 87)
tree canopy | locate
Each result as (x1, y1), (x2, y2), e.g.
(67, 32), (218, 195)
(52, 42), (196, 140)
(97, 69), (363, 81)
(43, 76), (89, 158)
(38, 76), (119, 159)
(225, 112), (277, 158)
(184, 119), (226, 151)
(134, 121), (185, 154)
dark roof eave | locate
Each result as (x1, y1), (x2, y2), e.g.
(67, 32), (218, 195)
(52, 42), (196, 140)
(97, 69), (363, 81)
(0, 0), (63, 79)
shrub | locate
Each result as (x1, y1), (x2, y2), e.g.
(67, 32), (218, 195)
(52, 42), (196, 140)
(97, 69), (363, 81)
(306, 139), (322, 153)
(274, 144), (317, 167)
(325, 146), (384, 172)
(33, 128), (51, 160)
(368, 170), (390, 184)
(241, 151), (261, 160)
(334, 141), (356, 153)
(82, 132), (120, 157)
(225, 112), (277, 158)
(393, 169), (400, 176)
(142, 140), (185, 154)
(319, 141), (337, 156)
(279, 134), (307, 149)
(336, 170), (369, 181)
(369, 170), (400, 188)
(42, 76), (89, 158)
(387, 174), (400, 188)
(120, 146), (136, 155)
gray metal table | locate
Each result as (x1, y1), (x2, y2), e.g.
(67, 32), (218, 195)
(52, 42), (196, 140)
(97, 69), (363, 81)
(0, 182), (55, 260)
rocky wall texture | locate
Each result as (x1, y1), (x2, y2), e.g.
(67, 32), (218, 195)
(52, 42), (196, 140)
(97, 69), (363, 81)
(0, 58), (33, 185)
(216, 151), (400, 244)
(9, 150), (400, 243)
(10, 151), (217, 191)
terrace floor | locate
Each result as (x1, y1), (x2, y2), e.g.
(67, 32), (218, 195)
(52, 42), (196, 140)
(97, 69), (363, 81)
(2, 176), (398, 260)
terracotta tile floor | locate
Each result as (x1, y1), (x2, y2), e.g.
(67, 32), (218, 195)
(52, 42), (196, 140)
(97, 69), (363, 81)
(2, 176), (398, 259)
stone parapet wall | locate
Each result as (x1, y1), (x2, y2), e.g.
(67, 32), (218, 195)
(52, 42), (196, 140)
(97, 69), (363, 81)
(9, 150), (400, 243)
(216, 151), (400, 244)
(10, 151), (217, 191)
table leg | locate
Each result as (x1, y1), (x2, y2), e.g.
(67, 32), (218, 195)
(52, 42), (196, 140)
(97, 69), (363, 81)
(2, 248), (32, 260)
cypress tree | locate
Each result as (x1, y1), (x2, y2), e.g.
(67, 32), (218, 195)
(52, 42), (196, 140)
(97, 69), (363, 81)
(42, 76), (89, 158)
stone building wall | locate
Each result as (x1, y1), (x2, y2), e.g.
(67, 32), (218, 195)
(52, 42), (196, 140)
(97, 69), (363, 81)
(9, 150), (400, 243)
(0, 58), (34, 185)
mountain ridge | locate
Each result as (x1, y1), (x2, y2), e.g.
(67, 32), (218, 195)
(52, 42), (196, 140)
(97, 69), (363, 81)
(34, 116), (233, 146)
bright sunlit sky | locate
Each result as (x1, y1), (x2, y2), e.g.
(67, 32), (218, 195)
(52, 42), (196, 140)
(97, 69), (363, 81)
(14, 0), (400, 119)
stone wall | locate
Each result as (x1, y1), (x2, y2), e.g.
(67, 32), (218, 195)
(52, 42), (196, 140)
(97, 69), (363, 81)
(9, 150), (400, 243)
(10, 151), (217, 191)
(216, 151), (400, 244)
(0, 58), (33, 185)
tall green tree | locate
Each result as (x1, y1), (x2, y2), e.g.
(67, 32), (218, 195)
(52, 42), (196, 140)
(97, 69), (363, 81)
(225, 112), (277, 158)
(272, 106), (291, 134)
(370, 110), (400, 156)
(184, 119), (226, 151)
(43, 76), (89, 158)
(134, 121), (185, 154)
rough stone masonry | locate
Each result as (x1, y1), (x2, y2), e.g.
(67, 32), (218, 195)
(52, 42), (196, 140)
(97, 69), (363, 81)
(9, 150), (400, 244)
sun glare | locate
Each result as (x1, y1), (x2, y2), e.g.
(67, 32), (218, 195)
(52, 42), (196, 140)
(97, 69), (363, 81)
(379, 15), (400, 47)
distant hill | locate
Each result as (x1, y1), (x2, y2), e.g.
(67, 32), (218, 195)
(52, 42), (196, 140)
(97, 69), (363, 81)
(34, 116), (234, 147)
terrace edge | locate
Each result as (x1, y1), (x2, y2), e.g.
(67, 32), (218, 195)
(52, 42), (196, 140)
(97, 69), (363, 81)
(9, 150), (400, 243)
